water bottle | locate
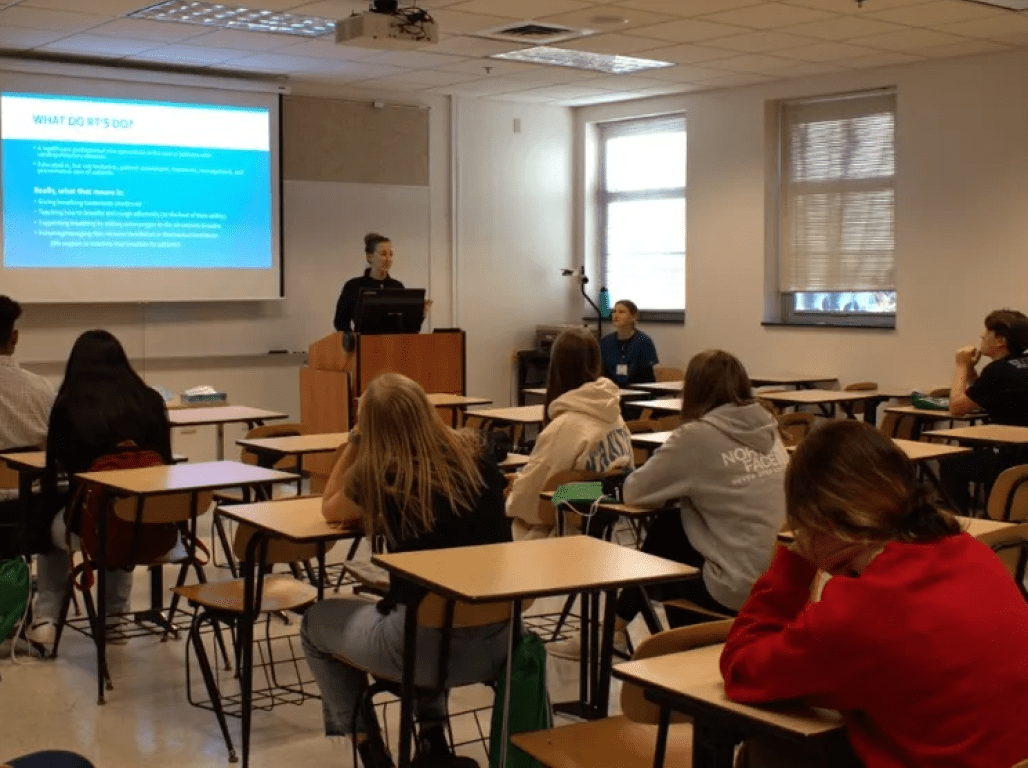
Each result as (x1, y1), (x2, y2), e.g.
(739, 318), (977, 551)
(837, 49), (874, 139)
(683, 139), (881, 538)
(598, 286), (611, 318)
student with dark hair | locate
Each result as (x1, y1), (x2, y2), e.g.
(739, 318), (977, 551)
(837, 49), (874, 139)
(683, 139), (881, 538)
(721, 420), (1028, 768)
(598, 299), (659, 387)
(0, 295), (54, 453)
(943, 308), (1028, 513)
(27, 330), (175, 649)
(333, 232), (428, 333)
(506, 327), (633, 541)
(301, 373), (509, 768)
(612, 350), (786, 647)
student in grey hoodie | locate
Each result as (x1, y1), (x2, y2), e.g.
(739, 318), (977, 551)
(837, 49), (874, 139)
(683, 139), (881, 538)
(615, 350), (787, 637)
(506, 327), (633, 540)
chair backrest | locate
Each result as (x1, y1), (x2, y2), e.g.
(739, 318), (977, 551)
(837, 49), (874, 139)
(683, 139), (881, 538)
(652, 364), (684, 383)
(775, 412), (814, 447)
(0, 463), (18, 492)
(987, 464), (1028, 522)
(975, 523), (1028, 600)
(844, 381), (877, 392)
(231, 513), (338, 565)
(620, 619), (734, 724)
(878, 412), (915, 440)
(240, 422), (309, 469)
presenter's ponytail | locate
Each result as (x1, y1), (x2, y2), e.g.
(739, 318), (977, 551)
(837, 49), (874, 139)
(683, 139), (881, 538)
(364, 232), (390, 256)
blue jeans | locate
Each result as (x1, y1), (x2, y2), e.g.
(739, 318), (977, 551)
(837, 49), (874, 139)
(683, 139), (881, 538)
(300, 596), (509, 737)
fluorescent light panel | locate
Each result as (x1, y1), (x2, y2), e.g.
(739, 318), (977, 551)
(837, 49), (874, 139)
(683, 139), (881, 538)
(492, 46), (673, 74)
(130, 1), (336, 37)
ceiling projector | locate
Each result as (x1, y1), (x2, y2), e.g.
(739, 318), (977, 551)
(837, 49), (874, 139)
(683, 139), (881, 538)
(335, 3), (438, 49)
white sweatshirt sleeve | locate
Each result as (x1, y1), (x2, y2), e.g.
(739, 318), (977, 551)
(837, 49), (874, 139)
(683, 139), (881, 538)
(622, 425), (696, 508)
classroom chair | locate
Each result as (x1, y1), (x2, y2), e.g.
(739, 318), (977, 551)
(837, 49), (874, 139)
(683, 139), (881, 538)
(973, 524), (1028, 602)
(843, 381), (878, 419)
(171, 520), (339, 762)
(336, 594), (519, 767)
(652, 364), (684, 382)
(775, 412), (815, 448)
(511, 619), (735, 768)
(878, 411), (915, 440)
(986, 465), (1028, 522)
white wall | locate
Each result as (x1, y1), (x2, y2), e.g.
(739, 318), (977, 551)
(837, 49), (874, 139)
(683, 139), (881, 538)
(575, 47), (1028, 391)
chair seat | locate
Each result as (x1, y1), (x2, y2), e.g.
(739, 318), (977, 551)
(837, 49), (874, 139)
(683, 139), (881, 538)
(346, 560), (390, 592)
(511, 715), (694, 768)
(172, 574), (317, 613)
(662, 598), (733, 620)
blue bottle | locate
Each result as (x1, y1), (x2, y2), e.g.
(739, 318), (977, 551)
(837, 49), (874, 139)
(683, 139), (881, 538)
(598, 287), (611, 318)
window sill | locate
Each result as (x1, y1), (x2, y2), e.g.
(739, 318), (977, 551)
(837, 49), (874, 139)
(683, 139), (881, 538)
(762, 320), (895, 330)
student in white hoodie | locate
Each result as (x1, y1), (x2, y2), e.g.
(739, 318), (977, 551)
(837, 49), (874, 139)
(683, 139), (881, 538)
(615, 350), (787, 641)
(506, 327), (633, 541)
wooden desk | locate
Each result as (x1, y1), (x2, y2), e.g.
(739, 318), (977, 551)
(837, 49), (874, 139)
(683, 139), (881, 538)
(749, 374), (838, 389)
(169, 406), (289, 461)
(468, 404), (545, 425)
(758, 388), (909, 425)
(498, 453), (530, 471)
(631, 381), (683, 395)
(373, 536), (696, 768)
(426, 393), (493, 427)
(236, 432), (350, 476)
(631, 398), (682, 415)
(883, 405), (986, 439)
(779, 516), (1017, 544)
(890, 438), (971, 462)
(631, 431), (674, 454)
(69, 461), (298, 705)
(521, 387), (649, 400)
(923, 424), (1028, 447)
(216, 497), (361, 768)
(613, 644), (845, 768)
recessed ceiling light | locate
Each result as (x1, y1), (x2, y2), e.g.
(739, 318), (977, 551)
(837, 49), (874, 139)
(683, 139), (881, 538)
(130, 0), (336, 37)
(491, 46), (674, 74)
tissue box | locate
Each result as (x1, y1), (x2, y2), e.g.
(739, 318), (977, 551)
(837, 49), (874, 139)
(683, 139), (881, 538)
(180, 390), (228, 405)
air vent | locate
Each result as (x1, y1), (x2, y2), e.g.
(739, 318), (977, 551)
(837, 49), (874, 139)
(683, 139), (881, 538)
(473, 21), (593, 45)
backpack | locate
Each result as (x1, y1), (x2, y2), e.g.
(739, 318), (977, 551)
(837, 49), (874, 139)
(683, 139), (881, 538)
(0, 557), (29, 643)
(67, 442), (181, 573)
(489, 631), (552, 768)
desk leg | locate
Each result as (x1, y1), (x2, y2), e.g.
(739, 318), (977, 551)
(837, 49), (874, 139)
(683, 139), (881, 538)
(497, 597), (521, 768)
(591, 588), (617, 718)
(397, 599), (421, 768)
(240, 533), (269, 768)
(651, 705), (671, 768)
(692, 716), (737, 768)
(96, 498), (109, 704)
(216, 424), (225, 461)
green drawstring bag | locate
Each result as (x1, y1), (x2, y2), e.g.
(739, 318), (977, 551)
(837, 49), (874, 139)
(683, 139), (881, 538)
(911, 391), (950, 411)
(489, 631), (552, 768)
(0, 557), (30, 642)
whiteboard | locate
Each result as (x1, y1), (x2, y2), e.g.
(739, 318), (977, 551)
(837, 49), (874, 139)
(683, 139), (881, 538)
(15, 179), (431, 362)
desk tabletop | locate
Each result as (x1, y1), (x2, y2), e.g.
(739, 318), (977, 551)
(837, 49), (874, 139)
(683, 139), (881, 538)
(1, 450), (187, 472)
(631, 381), (683, 395)
(237, 432), (349, 456)
(540, 491), (668, 518)
(749, 374), (838, 387)
(216, 496), (360, 542)
(373, 535), (696, 603)
(499, 453), (530, 470)
(890, 438), (971, 462)
(632, 398), (682, 413)
(923, 424), (1028, 446)
(614, 645), (844, 738)
(630, 431), (673, 449)
(426, 393), (493, 408)
(759, 388), (908, 405)
(168, 406), (289, 427)
(77, 460), (297, 495)
(884, 405), (983, 421)
(469, 404), (545, 424)
(521, 387), (649, 399)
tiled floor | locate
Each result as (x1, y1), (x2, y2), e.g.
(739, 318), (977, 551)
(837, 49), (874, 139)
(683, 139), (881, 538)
(1, 517), (638, 768)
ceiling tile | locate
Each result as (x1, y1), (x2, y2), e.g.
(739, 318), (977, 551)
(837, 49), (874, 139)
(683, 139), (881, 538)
(426, 9), (510, 34)
(932, 14), (1028, 38)
(611, 0), (762, 17)
(694, 71), (775, 88)
(574, 73), (685, 90)
(697, 2), (837, 29)
(776, 40), (884, 61)
(283, 1), (373, 16)
(833, 49), (924, 68)
(852, 27), (968, 50)
(637, 41), (737, 64)
(704, 52), (807, 73)
(445, 0), (594, 19)
(0, 6), (108, 33)
(403, 68), (486, 85)
(428, 34), (531, 56)
(783, 0), (920, 13)
(770, 60), (847, 77)
(702, 29), (819, 52)
(918, 38), (1011, 57)
(349, 77), (426, 91)
(183, 29), (302, 51)
(434, 57), (544, 75)
(270, 38), (379, 59)
(501, 83), (610, 99)
(295, 60), (409, 78)
(641, 62), (739, 82)
(866, 0), (1007, 26)
(0, 23), (65, 47)
(555, 32), (669, 54)
(624, 18), (751, 43)
(358, 50), (469, 68)
(537, 6), (678, 32)
(130, 43), (248, 66)
(24, 0), (152, 13)
(779, 15), (909, 40)
(86, 18), (206, 41)
(39, 33), (155, 56)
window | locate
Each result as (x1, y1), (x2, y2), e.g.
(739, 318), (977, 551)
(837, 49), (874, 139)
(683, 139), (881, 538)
(597, 114), (686, 319)
(774, 90), (896, 327)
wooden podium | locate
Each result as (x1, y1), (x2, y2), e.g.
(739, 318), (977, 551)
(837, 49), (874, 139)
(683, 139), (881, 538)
(300, 330), (466, 487)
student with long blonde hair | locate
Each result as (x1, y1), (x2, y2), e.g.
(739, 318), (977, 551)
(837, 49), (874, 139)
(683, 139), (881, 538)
(301, 373), (510, 768)
(721, 420), (1028, 768)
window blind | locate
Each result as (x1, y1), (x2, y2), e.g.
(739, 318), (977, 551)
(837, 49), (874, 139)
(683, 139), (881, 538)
(779, 91), (896, 294)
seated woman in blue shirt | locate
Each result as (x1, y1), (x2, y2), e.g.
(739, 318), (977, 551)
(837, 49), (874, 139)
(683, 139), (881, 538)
(599, 299), (659, 387)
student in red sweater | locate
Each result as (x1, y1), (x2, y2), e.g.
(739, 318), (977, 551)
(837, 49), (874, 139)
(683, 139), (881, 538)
(721, 420), (1028, 768)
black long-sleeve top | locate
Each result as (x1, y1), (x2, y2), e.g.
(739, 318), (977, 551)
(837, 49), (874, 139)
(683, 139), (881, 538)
(333, 269), (405, 332)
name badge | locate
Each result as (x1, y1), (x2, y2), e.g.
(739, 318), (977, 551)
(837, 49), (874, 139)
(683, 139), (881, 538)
(616, 364), (628, 377)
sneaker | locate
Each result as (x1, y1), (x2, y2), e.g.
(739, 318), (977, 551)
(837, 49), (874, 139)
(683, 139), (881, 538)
(155, 535), (190, 564)
(546, 635), (581, 661)
(26, 620), (56, 648)
(412, 726), (478, 768)
(356, 732), (395, 768)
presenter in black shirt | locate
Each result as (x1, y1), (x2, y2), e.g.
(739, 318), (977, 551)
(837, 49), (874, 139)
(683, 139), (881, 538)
(333, 232), (407, 332)
(943, 308), (1028, 513)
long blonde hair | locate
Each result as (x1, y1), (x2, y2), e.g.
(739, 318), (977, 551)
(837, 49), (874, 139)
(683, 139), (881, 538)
(346, 373), (486, 544)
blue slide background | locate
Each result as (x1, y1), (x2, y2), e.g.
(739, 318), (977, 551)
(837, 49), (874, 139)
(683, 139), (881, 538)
(2, 139), (272, 269)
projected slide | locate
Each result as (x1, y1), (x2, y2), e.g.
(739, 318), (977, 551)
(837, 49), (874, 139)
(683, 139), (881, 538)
(1, 93), (272, 270)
